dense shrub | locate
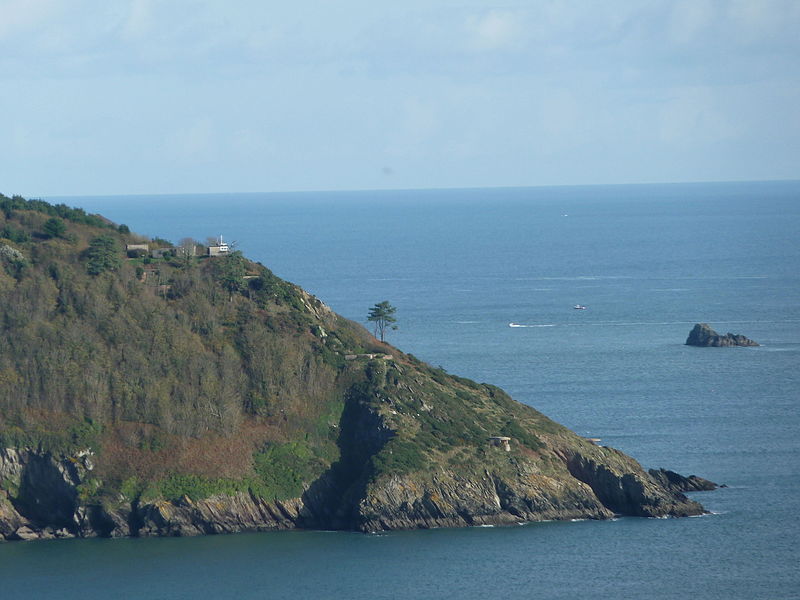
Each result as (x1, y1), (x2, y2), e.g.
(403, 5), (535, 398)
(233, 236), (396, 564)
(371, 437), (426, 477)
(42, 217), (67, 239)
(252, 441), (327, 501)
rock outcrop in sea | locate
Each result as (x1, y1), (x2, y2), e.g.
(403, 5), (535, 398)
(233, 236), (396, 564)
(685, 323), (759, 347)
(648, 468), (718, 493)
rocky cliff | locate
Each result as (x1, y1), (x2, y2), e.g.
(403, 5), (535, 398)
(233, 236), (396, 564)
(686, 323), (759, 347)
(0, 380), (710, 541)
(0, 194), (714, 542)
(648, 468), (718, 494)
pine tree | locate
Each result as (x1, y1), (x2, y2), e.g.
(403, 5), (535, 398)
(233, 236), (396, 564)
(367, 301), (398, 342)
(85, 235), (121, 275)
(42, 217), (66, 239)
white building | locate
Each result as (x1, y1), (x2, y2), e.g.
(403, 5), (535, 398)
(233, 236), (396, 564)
(208, 235), (230, 257)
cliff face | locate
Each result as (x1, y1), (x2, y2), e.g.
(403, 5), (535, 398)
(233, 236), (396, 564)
(0, 380), (708, 541)
(0, 194), (713, 542)
(686, 323), (759, 347)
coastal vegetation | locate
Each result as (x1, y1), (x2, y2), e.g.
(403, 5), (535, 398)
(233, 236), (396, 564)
(0, 193), (709, 540)
(0, 192), (377, 500)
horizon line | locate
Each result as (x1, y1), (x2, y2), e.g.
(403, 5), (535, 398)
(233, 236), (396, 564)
(32, 177), (800, 201)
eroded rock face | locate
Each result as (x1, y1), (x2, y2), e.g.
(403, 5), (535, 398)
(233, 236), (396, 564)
(0, 436), (713, 541)
(0, 448), (308, 541)
(564, 449), (703, 518)
(0, 448), (96, 541)
(686, 323), (759, 347)
(648, 468), (718, 493)
(135, 494), (304, 537)
(0, 377), (715, 542)
(354, 469), (614, 532)
(0, 384), (716, 541)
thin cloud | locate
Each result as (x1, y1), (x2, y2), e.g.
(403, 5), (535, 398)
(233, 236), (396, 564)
(0, 0), (64, 40)
(466, 10), (522, 50)
(120, 0), (154, 41)
(1, 1), (798, 195)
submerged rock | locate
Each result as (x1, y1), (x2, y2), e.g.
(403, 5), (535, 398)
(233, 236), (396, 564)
(685, 323), (759, 347)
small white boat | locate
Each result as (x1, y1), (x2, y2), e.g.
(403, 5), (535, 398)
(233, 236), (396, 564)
(573, 305), (587, 310)
(508, 322), (522, 327)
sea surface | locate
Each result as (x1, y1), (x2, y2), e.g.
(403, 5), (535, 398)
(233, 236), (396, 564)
(3, 181), (798, 599)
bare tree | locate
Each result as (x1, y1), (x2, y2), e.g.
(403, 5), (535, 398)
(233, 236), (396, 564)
(177, 238), (198, 267)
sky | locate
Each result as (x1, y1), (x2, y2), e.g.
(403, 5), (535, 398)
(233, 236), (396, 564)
(1, 0), (798, 196)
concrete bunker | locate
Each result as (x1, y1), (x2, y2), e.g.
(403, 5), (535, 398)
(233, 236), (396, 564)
(488, 436), (511, 451)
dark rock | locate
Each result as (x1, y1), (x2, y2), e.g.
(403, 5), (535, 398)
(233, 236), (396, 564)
(54, 528), (74, 538)
(565, 448), (705, 518)
(686, 323), (759, 347)
(14, 452), (81, 533)
(77, 504), (130, 538)
(648, 468), (718, 493)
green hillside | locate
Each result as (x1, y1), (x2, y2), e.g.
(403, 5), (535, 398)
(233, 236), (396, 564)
(0, 193), (710, 540)
(0, 193), (379, 501)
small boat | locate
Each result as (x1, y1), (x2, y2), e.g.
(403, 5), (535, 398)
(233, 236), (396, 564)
(573, 305), (587, 310)
(508, 322), (522, 327)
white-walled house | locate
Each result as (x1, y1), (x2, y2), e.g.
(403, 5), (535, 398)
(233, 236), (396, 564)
(208, 236), (229, 257)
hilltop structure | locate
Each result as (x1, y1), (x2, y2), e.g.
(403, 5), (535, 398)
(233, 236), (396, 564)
(208, 235), (229, 257)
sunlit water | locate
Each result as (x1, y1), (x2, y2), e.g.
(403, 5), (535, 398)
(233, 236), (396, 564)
(3, 181), (796, 599)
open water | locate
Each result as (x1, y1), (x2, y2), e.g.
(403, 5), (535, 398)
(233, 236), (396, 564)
(3, 181), (798, 599)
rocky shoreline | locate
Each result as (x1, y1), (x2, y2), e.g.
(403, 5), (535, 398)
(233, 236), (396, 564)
(1, 407), (714, 542)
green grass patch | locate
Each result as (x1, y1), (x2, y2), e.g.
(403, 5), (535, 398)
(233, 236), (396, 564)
(0, 418), (102, 455)
(500, 419), (544, 451)
(251, 441), (328, 502)
(1, 476), (20, 498)
(142, 473), (245, 503)
(370, 437), (426, 479)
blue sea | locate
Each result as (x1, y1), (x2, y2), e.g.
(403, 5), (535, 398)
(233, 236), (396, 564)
(3, 181), (798, 599)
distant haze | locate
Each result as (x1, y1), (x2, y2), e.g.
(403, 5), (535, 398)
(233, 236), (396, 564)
(1, 1), (798, 196)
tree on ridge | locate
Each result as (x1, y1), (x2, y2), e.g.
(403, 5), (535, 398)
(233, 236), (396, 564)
(367, 301), (398, 342)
